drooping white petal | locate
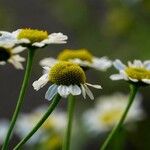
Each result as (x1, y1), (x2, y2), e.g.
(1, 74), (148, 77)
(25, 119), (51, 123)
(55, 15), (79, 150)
(57, 85), (70, 98)
(32, 74), (49, 91)
(142, 79), (150, 84)
(91, 57), (112, 71)
(11, 46), (26, 54)
(113, 59), (126, 71)
(40, 58), (57, 67)
(45, 84), (58, 101)
(68, 85), (81, 95)
(84, 84), (94, 100)
(128, 77), (138, 82)
(69, 58), (90, 67)
(110, 74), (124, 80)
(8, 57), (24, 69)
(81, 84), (86, 99)
(17, 38), (30, 44)
(85, 83), (102, 89)
(12, 55), (25, 62)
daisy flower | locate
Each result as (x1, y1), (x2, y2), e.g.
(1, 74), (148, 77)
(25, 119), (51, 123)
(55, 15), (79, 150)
(33, 61), (102, 100)
(0, 42), (25, 69)
(0, 120), (9, 145)
(83, 93), (145, 134)
(110, 59), (150, 86)
(40, 49), (112, 71)
(16, 106), (66, 145)
(0, 28), (68, 48)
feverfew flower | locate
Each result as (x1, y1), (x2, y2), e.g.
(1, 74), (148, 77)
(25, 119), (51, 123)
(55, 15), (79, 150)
(83, 93), (145, 134)
(0, 43), (25, 69)
(40, 49), (112, 71)
(0, 29), (68, 48)
(110, 59), (150, 86)
(0, 120), (9, 145)
(16, 106), (66, 145)
(33, 61), (102, 100)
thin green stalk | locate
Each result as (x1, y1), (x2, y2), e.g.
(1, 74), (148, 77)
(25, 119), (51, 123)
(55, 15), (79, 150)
(2, 49), (35, 150)
(100, 84), (138, 150)
(63, 95), (76, 150)
(13, 94), (61, 150)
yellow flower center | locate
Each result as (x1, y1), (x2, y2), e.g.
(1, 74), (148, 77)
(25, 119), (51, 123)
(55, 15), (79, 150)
(49, 61), (86, 86)
(57, 49), (93, 63)
(18, 29), (48, 43)
(125, 67), (150, 80)
(100, 109), (123, 126)
(0, 47), (11, 61)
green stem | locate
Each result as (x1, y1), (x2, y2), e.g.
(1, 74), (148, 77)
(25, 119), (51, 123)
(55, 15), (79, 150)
(100, 84), (139, 150)
(13, 94), (61, 150)
(2, 49), (35, 150)
(62, 95), (76, 150)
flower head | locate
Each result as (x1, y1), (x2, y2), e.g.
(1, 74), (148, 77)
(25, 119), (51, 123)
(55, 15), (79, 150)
(0, 42), (25, 69)
(16, 106), (66, 145)
(40, 49), (112, 71)
(110, 59), (150, 86)
(83, 93), (145, 134)
(33, 61), (102, 100)
(0, 28), (68, 48)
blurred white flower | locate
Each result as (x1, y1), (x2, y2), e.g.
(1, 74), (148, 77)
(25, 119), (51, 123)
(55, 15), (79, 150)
(0, 119), (9, 144)
(0, 29), (68, 48)
(0, 42), (25, 69)
(40, 49), (112, 71)
(83, 93), (145, 134)
(110, 59), (150, 86)
(15, 106), (66, 145)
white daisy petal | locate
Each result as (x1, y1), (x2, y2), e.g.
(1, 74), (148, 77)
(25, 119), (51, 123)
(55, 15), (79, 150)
(8, 58), (24, 69)
(81, 84), (86, 99)
(133, 60), (143, 68)
(11, 46), (26, 54)
(142, 79), (150, 84)
(45, 84), (58, 101)
(12, 55), (25, 62)
(128, 77), (138, 82)
(32, 74), (49, 91)
(57, 85), (70, 98)
(40, 58), (57, 67)
(0, 61), (6, 65)
(84, 84), (94, 100)
(85, 83), (102, 89)
(68, 85), (81, 95)
(144, 61), (150, 70)
(43, 33), (68, 44)
(113, 59), (126, 71)
(91, 57), (112, 71)
(32, 42), (45, 47)
(110, 74), (124, 80)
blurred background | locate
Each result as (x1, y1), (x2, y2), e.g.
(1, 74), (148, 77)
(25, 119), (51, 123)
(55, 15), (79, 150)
(0, 0), (150, 149)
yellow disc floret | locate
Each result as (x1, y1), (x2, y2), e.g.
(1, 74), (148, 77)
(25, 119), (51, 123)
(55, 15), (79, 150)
(18, 29), (48, 43)
(49, 61), (86, 86)
(57, 49), (93, 63)
(0, 47), (11, 61)
(125, 67), (150, 80)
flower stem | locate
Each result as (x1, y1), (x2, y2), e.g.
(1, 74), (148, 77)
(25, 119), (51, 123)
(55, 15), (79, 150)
(13, 94), (61, 150)
(2, 49), (35, 150)
(63, 95), (76, 150)
(100, 84), (139, 150)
